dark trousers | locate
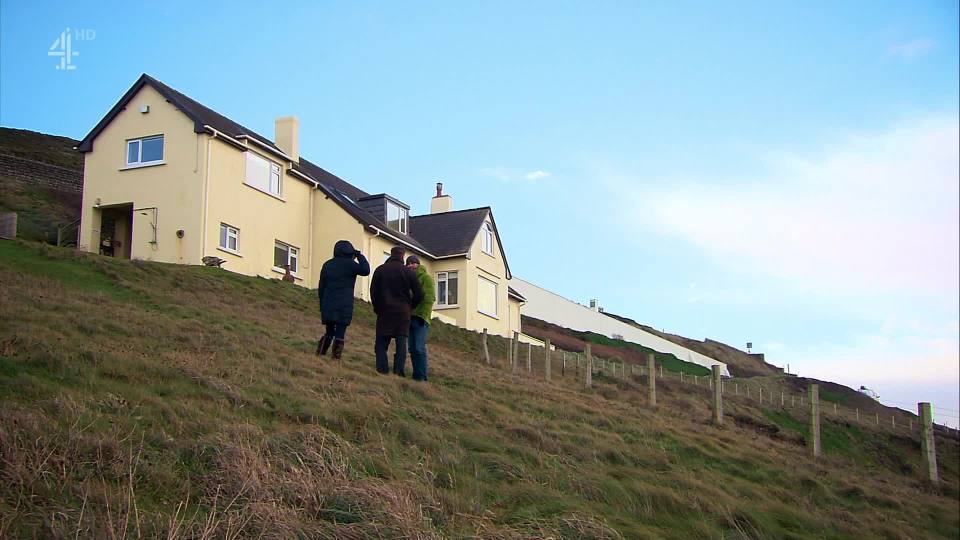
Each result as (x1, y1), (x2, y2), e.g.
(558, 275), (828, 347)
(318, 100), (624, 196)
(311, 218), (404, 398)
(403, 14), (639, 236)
(324, 322), (348, 341)
(409, 317), (429, 381)
(375, 334), (408, 375)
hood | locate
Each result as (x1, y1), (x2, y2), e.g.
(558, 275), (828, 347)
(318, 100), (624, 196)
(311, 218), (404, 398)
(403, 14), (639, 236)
(333, 240), (356, 258)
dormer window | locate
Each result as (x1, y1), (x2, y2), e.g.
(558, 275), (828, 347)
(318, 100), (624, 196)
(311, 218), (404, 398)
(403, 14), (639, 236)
(387, 201), (408, 234)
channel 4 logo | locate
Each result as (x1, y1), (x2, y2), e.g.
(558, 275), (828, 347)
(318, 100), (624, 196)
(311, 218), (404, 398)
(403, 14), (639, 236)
(49, 27), (96, 71)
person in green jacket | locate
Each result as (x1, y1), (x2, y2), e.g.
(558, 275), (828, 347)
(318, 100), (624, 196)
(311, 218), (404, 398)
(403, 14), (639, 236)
(405, 256), (435, 381)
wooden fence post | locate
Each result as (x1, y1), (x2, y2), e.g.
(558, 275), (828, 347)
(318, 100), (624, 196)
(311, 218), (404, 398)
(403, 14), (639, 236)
(647, 352), (656, 407)
(562, 352), (566, 376)
(544, 339), (552, 381)
(919, 402), (939, 484)
(481, 328), (491, 364)
(584, 344), (593, 388)
(810, 384), (821, 458)
(712, 365), (723, 425)
(855, 408), (859, 421)
(526, 342), (532, 373)
(511, 332), (520, 373)
(660, 364), (663, 378)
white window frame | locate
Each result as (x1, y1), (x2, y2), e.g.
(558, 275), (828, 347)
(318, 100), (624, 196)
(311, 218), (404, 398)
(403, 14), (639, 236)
(218, 223), (239, 254)
(477, 275), (498, 318)
(386, 201), (408, 234)
(482, 222), (494, 255)
(244, 151), (283, 198)
(125, 135), (164, 167)
(436, 271), (459, 308)
(273, 241), (299, 275)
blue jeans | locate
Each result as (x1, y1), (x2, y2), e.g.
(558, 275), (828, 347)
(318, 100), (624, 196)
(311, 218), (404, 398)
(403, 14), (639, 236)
(375, 334), (407, 375)
(409, 317), (429, 381)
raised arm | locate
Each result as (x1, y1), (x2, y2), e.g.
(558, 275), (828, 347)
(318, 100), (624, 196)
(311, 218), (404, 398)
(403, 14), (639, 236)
(354, 250), (370, 277)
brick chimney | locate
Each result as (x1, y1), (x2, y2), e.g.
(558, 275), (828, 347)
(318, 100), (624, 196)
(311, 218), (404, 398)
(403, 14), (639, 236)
(275, 116), (300, 163)
(431, 182), (453, 214)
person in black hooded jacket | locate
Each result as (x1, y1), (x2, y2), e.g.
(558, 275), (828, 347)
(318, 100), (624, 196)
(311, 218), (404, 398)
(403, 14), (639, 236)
(317, 240), (370, 359)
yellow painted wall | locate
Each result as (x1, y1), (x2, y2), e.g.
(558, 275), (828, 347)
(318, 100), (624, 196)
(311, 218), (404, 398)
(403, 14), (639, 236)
(79, 85), (203, 262)
(77, 84), (522, 337)
(310, 193), (390, 300)
(204, 140), (315, 285)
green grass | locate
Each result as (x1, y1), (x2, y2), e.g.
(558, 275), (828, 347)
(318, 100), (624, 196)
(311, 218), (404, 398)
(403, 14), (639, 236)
(0, 240), (957, 539)
(584, 332), (712, 376)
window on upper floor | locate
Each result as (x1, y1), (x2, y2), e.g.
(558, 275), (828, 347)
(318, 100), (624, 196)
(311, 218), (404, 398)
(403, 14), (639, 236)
(482, 221), (494, 255)
(274, 241), (299, 274)
(386, 201), (408, 234)
(245, 151), (282, 197)
(219, 223), (239, 253)
(126, 135), (164, 167)
(477, 275), (498, 317)
(436, 271), (459, 307)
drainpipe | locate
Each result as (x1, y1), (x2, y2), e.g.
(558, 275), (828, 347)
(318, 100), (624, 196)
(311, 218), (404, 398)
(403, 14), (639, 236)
(307, 184), (315, 278)
(201, 136), (212, 261)
(365, 228), (380, 301)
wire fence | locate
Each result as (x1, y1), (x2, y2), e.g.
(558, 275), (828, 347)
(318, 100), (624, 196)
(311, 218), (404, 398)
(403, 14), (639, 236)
(480, 329), (954, 484)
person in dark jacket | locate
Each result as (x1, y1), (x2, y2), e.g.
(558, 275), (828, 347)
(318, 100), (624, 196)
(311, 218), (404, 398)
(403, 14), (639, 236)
(317, 240), (370, 359)
(369, 246), (424, 376)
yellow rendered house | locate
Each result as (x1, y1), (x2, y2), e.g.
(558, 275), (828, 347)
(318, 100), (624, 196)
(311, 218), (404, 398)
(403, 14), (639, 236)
(77, 74), (525, 337)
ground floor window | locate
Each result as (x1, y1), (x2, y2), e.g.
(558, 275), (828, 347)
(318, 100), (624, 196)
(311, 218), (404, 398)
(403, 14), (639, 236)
(437, 271), (459, 306)
(274, 241), (299, 274)
(219, 223), (239, 252)
(477, 275), (497, 317)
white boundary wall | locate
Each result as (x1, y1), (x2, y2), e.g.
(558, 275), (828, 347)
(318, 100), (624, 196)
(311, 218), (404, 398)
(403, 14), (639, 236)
(511, 277), (729, 376)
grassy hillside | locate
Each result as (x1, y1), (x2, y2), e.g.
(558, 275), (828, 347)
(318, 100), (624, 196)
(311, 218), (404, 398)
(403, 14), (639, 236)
(0, 127), (83, 170)
(0, 128), (82, 243)
(1, 240), (958, 539)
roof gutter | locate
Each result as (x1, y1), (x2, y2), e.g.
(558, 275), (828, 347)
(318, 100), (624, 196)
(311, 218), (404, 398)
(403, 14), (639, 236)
(235, 134), (295, 163)
(202, 125), (247, 151)
(365, 224), (436, 259)
(288, 167), (319, 187)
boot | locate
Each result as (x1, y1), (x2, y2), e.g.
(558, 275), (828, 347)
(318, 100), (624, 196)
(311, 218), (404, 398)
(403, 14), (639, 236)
(317, 335), (333, 356)
(331, 338), (345, 360)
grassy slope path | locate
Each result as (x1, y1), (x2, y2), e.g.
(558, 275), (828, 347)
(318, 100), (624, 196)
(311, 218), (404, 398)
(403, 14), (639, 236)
(1, 241), (957, 539)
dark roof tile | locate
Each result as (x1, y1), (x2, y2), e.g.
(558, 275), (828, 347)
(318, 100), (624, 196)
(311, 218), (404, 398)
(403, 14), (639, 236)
(409, 208), (489, 256)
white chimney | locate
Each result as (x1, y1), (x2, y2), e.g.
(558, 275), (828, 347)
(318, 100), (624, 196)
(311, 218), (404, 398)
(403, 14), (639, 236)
(431, 182), (453, 214)
(275, 116), (300, 163)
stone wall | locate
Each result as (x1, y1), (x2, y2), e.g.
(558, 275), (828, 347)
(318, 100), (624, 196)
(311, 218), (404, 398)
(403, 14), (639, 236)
(0, 153), (83, 193)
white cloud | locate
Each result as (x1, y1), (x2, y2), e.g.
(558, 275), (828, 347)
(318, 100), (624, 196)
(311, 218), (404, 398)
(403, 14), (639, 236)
(599, 116), (959, 409)
(888, 38), (935, 59)
(612, 116), (960, 297)
(524, 170), (552, 180)
(480, 167), (552, 182)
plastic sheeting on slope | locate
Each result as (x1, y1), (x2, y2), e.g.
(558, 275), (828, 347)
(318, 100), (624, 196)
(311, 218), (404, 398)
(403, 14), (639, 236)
(511, 277), (730, 376)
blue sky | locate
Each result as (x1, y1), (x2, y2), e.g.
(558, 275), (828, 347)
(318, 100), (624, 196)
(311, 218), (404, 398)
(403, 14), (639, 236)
(2, 1), (958, 422)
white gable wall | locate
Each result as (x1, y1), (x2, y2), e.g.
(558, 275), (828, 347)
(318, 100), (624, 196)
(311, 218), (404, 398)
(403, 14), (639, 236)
(510, 277), (729, 376)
